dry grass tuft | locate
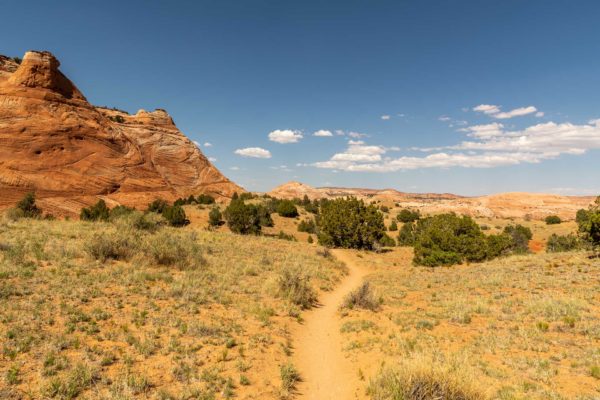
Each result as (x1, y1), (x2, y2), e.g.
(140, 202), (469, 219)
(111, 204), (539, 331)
(368, 353), (487, 400)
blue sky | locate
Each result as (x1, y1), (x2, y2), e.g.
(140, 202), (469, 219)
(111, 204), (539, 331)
(2, 0), (600, 195)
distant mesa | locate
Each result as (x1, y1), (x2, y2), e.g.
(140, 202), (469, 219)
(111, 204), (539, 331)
(0, 51), (242, 216)
(268, 181), (594, 221)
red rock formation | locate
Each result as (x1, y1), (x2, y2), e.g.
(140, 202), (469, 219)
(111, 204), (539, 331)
(0, 51), (242, 216)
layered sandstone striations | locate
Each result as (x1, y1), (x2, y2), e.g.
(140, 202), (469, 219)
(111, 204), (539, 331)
(0, 51), (241, 216)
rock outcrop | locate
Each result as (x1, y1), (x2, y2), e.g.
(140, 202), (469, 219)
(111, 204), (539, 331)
(0, 51), (242, 216)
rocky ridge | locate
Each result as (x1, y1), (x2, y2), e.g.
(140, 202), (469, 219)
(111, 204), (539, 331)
(0, 51), (241, 216)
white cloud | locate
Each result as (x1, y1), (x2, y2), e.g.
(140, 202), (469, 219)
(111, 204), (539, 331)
(493, 106), (537, 119)
(208, 157), (217, 162)
(473, 104), (501, 115)
(203, 142), (212, 147)
(348, 131), (368, 138)
(381, 115), (391, 120)
(438, 115), (452, 122)
(193, 140), (201, 147)
(234, 147), (272, 158)
(268, 129), (303, 143)
(310, 119), (600, 172)
(459, 123), (504, 139)
(535, 111), (544, 117)
(473, 104), (539, 119)
(313, 129), (333, 137)
(230, 166), (240, 171)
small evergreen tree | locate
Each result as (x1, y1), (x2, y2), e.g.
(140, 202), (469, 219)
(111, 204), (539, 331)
(208, 207), (222, 227)
(224, 199), (261, 235)
(397, 222), (416, 246)
(80, 200), (110, 221)
(388, 220), (398, 231)
(317, 197), (385, 250)
(503, 224), (532, 253)
(396, 209), (420, 223)
(197, 194), (216, 205)
(298, 219), (316, 233)
(162, 205), (188, 227)
(412, 213), (487, 267)
(147, 199), (169, 214)
(277, 200), (299, 218)
(16, 192), (42, 218)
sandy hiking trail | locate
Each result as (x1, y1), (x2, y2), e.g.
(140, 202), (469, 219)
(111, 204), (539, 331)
(293, 249), (369, 400)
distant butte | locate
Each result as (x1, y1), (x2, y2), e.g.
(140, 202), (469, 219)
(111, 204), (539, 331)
(0, 51), (242, 216)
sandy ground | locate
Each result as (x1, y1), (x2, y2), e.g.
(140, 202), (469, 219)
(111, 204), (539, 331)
(293, 249), (371, 400)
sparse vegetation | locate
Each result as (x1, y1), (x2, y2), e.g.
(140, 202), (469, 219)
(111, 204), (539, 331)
(0, 216), (344, 399)
(297, 218), (316, 233)
(342, 282), (380, 311)
(545, 215), (562, 225)
(368, 355), (486, 400)
(277, 265), (316, 309)
(546, 233), (579, 252)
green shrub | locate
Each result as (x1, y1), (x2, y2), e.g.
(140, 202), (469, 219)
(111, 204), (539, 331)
(546, 234), (579, 253)
(317, 197), (385, 250)
(577, 199), (600, 251)
(576, 208), (591, 227)
(224, 200), (261, 235)
(397, 209), (420, 223)
(545, 215), (562, 225)
(412, 214), (487, 267)
(388, 220), (398, 231)
(277, 200), (299, 218)
(379, 233), (396, 247)
(277, 231), (296, 241)
(503, 224), (532, 253)
(397, 222), (416, 246)
(380, 205), (389, 213)
(297, 219), (316, 233)
(16, 192), (42, 218)
(277, 266), (316, 309)
(342, 282), (380, 311)
(162, 205), (188, 227)
(208, 207), (223, 227)
(257, 204), (274, 227)
(147, 199), (169, 214)
(197, 194), (215, 205)
(108, 205), (135, 220)
(80, 200), (110, 222)
(307, 236), (314, 244)
(485, 233), (513, 258)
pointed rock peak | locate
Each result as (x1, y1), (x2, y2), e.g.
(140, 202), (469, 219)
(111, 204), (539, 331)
(8, 51), (86, 100)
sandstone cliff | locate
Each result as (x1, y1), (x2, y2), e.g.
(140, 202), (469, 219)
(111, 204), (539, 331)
(0, 51), (242, 216)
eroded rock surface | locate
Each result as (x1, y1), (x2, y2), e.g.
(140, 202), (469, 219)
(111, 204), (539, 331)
(0, 51), (241, 216)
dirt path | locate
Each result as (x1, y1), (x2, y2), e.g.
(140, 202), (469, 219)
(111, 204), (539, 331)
(293, 249), (369, 400)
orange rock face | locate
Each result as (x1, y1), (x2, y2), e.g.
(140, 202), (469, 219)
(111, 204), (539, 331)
(0, 51), (242, 216)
